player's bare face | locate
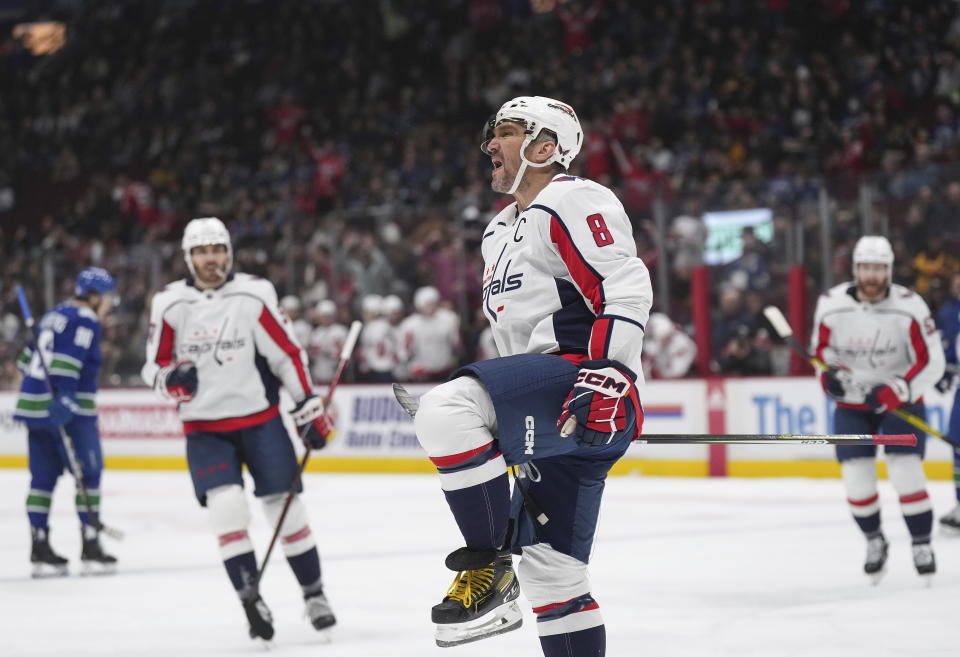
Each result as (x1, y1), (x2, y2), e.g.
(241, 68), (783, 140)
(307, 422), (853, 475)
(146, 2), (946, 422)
(856, 263), (889, 301)
(191, 244), (229, 288)
(487, 122), (524, 193)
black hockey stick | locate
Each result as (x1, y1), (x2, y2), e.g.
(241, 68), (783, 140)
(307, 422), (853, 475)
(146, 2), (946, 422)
(253, 319), (362, 590)
(762, 305), (959, 448)
(15, 286), (123, 540)
(391, 384), (914, 446)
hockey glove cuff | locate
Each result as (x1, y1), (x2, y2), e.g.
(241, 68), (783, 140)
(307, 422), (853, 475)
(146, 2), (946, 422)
(934, 371), (956, 394)
(292, 394), (336, 449)
(47, 394), (81, 427)
(158, 361), (198, 402)
(865, 377), (909, 413)
(822, 369), (847, 399)
(557, 359), (640, 446)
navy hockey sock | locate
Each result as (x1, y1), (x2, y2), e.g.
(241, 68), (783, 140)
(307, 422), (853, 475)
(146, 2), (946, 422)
(851, 510), (880, 536)
(286, 546), (323, 594)
(903, 510), (933, 544)
(223, 551), (259, 596)
(441, 472), (510, 550)
(539, 624), (606, 657)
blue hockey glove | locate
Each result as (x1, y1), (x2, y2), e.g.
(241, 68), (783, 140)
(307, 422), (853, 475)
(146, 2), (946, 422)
(292, 395), (336, 449)
(162, 361), (198, 402)
(47, 395), (81, 427)
(557, 359), (640, 446)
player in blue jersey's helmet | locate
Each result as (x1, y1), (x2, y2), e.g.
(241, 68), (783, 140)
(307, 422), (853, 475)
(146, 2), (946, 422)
(75, 267), (116, 298)
(74, 267), (117, 320)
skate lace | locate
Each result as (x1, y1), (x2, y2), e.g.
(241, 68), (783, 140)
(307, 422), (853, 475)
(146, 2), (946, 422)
(446, 566), (496, 608)
(305, 594), (331, 619)
(866, 537), (886, 562)
(912, 543), (934, 566)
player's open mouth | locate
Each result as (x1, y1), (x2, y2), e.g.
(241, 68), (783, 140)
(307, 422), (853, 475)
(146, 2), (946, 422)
(492, 159), (503, 170)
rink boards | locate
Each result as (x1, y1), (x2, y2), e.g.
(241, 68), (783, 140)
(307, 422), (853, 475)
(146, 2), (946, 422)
(0, 378), (956, 478)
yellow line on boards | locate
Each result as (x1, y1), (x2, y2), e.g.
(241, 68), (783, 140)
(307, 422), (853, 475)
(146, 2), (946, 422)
(0, 455), (953, 479)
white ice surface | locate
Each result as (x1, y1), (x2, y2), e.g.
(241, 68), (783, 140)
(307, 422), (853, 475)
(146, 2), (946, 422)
(0, 471), (955, 657)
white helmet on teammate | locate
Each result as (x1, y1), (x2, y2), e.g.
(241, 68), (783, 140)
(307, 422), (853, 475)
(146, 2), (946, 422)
(315, 299), (336, 317)
(852, 235), (894, 278)
(361, 294), (384, 317)
(182, 217), (232, 278)
(481, 96), (583, 195)
(383, 294), (404, 315)
(414, 286), (440, 312)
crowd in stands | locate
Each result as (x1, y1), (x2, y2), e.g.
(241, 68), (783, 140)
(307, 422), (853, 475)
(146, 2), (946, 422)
(3, 0), (960, 389)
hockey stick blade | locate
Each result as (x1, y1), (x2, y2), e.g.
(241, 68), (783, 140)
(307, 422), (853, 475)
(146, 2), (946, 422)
(762, 305), (794, 340)
(392, 383), (419, 418)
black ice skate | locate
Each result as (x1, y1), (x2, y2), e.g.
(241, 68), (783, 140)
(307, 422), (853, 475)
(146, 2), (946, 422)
(938, 503), (960, 535)
(912, 542), (936, 583)
(80, 526), (117, 576)
(431, 547), (522, 648)
(863, 533), (888, 584)
(304, 589), (337, 632)
(242, 594), (275, 641)
(30, 527), (68, 578)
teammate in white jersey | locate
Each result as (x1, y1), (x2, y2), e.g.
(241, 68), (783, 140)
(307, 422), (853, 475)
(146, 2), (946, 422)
(412, 97), (651, 654)
(141, 218), (337, 640)
(398, 286), (460, 381)
(307, 300), (347, 384)
(811, 235), (945, 582)
(642, 312), (696, 378)
(358, 294), (397, 382)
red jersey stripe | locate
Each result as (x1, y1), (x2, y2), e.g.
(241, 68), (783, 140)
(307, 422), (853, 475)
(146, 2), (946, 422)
(258, 306), (312, 395)
(156, 320), (176, 367)
(548, 216), (604, 314)
(903, 319), (930, 382)
(183, 404), (280, 434)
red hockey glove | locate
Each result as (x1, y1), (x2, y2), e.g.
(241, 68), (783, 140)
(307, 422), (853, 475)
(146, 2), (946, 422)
(557, 359), (640, 446)
(160, 361), (198, 402)
(292, 394), (336, 449)
(865, 377), (908, 413)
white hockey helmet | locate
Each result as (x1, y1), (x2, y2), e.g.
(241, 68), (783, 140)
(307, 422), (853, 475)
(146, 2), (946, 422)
(315, 299), (336, 317)
(482, 96), (583, 194)
(182, 217), (232, 278)
(852, 235), (894, 277)
(361, 294), (384, 317)
(383, 294), (404, 315)
(414, 286), (440, 311)
(280, 295), (301, 313)
(645, 312), (675, 342)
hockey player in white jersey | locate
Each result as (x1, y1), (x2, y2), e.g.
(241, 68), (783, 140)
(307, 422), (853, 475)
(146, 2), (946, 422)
(811, 235), (945, 582)
(412, 97), (651, 655)
(357, 294), (397, 382)
(641, 312), (696, 378)
(398, 286), (461, 381)
(307, 300), (347, 384)
(141, 218), (337, 641)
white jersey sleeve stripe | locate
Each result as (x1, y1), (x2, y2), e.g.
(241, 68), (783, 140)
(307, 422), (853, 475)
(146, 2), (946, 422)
(904, 319), (929, 382)
(257, 306), (312, 397)
(534, 203), (606, 314)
